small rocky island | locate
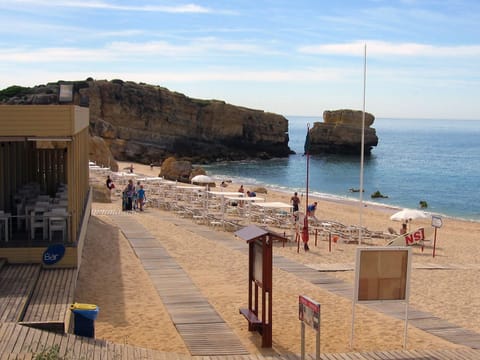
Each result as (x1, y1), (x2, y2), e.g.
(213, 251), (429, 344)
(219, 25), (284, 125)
(308, 109), (378, 155)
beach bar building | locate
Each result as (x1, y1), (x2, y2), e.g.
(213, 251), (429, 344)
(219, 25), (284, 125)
(0, 105), (91, 267)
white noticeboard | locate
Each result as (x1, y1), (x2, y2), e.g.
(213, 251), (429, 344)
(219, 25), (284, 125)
(351, 247), (412, 349)
(59, 84), (73, 102)
(431, 215), (443, 228)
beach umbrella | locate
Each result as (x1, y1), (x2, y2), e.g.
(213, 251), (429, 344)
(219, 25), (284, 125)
(390, 209), (427, 222)
(191, 175), (215, 211)
(191, 175), (214, 184)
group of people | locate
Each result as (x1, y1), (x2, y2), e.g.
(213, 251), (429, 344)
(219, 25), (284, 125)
(106, 176), (146, 211)
(290, 191), (318, 219)
(290, 191), (319, 252)
(123, 179), (146, 211)
(237, 185), (257, 197)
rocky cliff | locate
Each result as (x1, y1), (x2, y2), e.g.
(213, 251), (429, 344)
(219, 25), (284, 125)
(308, 109), (378, 155)
(1, 79), (291, 163)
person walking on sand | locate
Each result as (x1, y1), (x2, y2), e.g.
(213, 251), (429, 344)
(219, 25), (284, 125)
(307, 201), (318, 221)
(290, 192), (300, 213)
(133, 181), (141, 210)
(106, 175), (115, 200)
(238, 185), (245, 207)
(124, 179), (135, 211)
(137, 185), (146, 211)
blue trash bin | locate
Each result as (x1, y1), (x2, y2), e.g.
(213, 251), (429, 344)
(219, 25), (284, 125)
(70, 303), (99, 338)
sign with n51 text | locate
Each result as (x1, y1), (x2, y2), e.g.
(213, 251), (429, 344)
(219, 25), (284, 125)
(388, 227), (430, 247)
(404, 228), (425, 245)
(43, 244), (66, 265)
(299, 295), (320, 331)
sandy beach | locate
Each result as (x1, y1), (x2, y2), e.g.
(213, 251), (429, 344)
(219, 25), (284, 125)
(76, 161), (480, 355)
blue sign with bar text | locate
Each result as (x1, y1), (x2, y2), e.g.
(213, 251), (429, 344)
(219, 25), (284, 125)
(43, 244), (66, 265)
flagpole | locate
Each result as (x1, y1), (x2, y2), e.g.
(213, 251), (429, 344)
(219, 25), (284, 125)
(303, 123), (311, 252)
(306, 123), (310, 216)
(358, 43), (367, 245)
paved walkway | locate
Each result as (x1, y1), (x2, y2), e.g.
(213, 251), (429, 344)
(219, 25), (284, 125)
(112, 215), (249, 356)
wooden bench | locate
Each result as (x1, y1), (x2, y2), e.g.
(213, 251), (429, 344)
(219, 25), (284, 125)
(239, 308), (262, 332)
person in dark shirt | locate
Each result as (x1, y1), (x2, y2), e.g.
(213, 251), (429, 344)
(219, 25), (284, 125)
(291, 192), (300, 212)
(106, 175), (114, 190)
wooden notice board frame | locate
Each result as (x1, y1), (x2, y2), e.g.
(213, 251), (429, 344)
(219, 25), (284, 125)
(351, 247), (412, 349)
(235, 225), (287, 348)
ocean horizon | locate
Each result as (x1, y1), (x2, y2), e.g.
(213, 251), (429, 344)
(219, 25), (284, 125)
(203, 116), (480, 222)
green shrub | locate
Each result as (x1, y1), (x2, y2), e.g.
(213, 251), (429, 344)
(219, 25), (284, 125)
(34, 344), (60, 359)
(371, 190), (388, 198)
(419, 200), (428, 208)
(0, 85), (30, 100)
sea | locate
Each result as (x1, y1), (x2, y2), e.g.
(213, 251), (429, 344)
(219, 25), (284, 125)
(203, 116), (480, 222)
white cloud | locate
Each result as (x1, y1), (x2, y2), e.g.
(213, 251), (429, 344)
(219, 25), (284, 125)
(140, 68), (348, 82)
(0, 47), (112, 62)
(299, 40), (480, 57)
(6, 0), (233, 14)
(108, 38), (274, 56)
(0, 67), (353, 88)
(0, 38), (276, 63)
(0, 16), (144, 40)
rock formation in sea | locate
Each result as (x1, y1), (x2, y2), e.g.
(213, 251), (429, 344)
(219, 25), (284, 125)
(308, 109), (378, 155)
(1, 79), (291, 164)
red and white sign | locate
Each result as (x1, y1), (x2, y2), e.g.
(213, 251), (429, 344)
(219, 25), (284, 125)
(388, 227), (430, 247)
(299, 295), (320, 331)
(404, 228), (425, 245)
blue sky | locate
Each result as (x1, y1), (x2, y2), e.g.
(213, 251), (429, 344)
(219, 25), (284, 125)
(1, 0), (480, 120)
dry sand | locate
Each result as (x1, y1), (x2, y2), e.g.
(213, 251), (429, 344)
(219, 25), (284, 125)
(76, 161), (480, 355)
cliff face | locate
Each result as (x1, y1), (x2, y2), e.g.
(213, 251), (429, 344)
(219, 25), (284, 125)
(309, 109), (378, 155)
(2, 79), (291, 163)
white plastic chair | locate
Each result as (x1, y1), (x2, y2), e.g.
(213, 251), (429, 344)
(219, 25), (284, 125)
(48, 208), (68, 242)
(37, 195), (52, 202)
(30, 207), (47, 240)
(0, 210), (7, 241)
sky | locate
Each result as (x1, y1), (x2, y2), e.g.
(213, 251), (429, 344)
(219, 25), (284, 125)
(1, 0), (480, 120)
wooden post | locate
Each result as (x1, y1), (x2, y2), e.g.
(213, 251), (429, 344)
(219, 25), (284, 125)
(263, 234), (273, 347)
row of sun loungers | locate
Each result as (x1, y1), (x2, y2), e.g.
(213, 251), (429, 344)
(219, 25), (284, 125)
(103, 170), (395, 245)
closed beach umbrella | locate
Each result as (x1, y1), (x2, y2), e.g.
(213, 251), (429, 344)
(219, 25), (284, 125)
(191, 175), (214, 184)
(390, 208), (427, 221)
